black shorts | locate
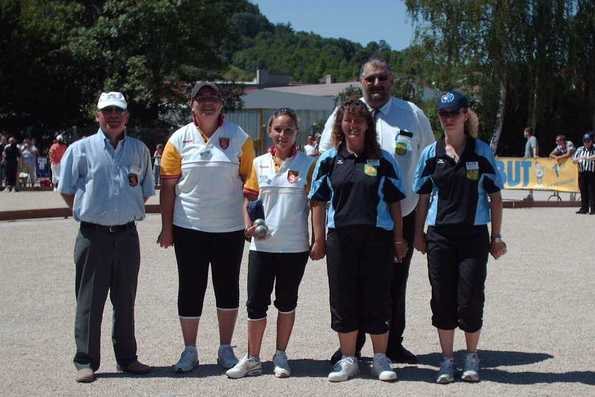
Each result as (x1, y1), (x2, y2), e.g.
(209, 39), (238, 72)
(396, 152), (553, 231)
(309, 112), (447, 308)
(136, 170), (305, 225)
(246, 251), (308, 320)
(326, 226), (393, 334)
(426, 225), (489, 332)
(172, 225), (244, 318)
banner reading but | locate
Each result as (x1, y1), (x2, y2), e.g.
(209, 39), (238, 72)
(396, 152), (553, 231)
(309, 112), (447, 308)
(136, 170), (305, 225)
(495, 157), (579, 193)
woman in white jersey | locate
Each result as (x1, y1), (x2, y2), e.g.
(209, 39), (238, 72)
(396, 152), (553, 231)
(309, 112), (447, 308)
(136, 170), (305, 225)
(158, 82), (255, 373)
(226, 108), (315, 379)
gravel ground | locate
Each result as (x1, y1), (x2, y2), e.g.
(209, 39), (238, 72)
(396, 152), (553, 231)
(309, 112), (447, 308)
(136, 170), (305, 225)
(0, 207), (594, 396)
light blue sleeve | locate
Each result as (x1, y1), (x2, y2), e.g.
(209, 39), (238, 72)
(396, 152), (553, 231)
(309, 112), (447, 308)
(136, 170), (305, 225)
(412, 143), (435, 193)
(57, 144), (80, 194)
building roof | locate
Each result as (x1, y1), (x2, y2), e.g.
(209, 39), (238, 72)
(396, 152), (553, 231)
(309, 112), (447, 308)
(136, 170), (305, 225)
(241, 90), (336, 111)
(264, 82), (361, 97)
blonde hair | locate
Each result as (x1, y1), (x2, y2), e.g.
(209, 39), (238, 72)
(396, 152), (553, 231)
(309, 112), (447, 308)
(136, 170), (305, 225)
(465, 109), (479, 138)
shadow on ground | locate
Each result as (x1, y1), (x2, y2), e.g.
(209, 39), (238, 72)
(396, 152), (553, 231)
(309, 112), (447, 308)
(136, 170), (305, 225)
(96, 351), (594, 385)
(409, 350), (594, 385)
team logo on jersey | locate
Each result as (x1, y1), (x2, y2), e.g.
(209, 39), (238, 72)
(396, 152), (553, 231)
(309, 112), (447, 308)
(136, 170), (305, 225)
(287, 170), (299, 183)
(219, 137), (230, 150)
(395, 142), (408, 156)
(465, 161), (479, 181)
(364, 164), (378, 176)
(128, 173), (139, 187)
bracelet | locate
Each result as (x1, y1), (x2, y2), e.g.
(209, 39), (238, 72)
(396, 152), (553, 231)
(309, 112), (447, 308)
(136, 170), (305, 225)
(394, 240), (406, 245)
(491, 234), (502, 240)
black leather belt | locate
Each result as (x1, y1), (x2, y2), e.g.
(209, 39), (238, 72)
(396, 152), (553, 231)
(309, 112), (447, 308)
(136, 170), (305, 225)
(81, 221), (135, 233)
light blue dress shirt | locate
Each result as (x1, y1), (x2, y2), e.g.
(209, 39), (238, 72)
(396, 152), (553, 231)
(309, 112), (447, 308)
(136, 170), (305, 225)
(58, 129), (155, 225)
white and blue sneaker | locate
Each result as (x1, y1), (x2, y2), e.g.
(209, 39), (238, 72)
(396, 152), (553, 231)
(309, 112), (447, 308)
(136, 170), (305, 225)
(173, 346), (199, 373)
(217, 344), (239, 369)
(226, 354), (262, 378)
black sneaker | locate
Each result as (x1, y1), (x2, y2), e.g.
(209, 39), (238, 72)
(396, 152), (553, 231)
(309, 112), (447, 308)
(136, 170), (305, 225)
(330, 349), (361, 365)
(386, 345), (417, 364)
(576, 209), (588, 214)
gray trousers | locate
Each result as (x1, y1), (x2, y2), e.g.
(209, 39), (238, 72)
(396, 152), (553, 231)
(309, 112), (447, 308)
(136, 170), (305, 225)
(73, 223), (140, 370)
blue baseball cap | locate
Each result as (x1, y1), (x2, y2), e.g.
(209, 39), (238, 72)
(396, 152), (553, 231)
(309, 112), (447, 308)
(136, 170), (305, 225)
(583, 132), (593, 141)
(437, 90), (469, 112)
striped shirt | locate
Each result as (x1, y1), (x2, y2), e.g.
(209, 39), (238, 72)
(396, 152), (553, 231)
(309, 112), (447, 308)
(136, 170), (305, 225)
(573, 146), (595, 172)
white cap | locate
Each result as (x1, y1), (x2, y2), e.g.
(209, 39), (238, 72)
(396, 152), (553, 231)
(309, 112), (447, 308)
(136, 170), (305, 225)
(97, 92), (127, 110)
(56, 134), (64, 142)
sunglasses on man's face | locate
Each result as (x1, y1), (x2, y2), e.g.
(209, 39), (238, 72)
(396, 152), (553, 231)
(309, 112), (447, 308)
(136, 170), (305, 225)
(364, 74), (389, 83)
(100, 106), (125, 114)
(438, 109), (463, 119)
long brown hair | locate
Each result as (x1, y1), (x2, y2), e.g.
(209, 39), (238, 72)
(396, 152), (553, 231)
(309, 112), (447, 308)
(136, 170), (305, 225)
(332, 99), (380, 159)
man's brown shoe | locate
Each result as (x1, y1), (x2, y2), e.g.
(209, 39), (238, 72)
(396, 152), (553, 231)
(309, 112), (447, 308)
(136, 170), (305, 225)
(75, 368), (96, 383)
(117, 360), (152, 374)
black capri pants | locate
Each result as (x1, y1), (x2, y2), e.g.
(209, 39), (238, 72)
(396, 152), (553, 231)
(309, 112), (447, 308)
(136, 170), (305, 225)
(326, 226), (393, 334)
(246, 251), (308, 320)
(426, 225), (489, 333)
(173, 225), (244, 318)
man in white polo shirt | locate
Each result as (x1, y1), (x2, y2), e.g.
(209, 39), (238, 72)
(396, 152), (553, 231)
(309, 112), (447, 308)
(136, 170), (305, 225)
(319, 58), (434, 364)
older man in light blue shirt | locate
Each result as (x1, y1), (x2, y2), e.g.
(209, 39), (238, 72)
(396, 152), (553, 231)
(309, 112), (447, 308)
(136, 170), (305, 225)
(59, 91), (154, 383)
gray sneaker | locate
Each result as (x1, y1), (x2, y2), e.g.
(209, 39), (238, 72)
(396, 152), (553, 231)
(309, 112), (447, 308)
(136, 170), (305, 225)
(173, 346), (199, 373)
(372, 353), (397, 381)
(462, 352), (480, 382)
(218, 345), (239, 369)
(436, 357), (455, 384)
(226, 354), (262, 378)
(272, 351), (291, 378)
(328, 356), (359, 382)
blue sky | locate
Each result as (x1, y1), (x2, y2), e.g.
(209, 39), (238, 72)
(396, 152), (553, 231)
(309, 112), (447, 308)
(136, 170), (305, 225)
(250, 0), (417, 51)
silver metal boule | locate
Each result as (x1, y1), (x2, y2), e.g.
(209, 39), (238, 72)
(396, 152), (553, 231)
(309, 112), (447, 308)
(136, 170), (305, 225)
(253, 218), (266, 226)
(254, 225), (268, 238)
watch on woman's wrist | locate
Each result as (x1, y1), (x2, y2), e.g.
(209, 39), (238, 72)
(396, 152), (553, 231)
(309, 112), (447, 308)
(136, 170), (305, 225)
(491, 233), (502, 241)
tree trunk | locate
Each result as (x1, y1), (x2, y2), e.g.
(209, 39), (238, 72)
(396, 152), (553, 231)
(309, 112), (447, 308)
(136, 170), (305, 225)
(490, 77), (507, 154)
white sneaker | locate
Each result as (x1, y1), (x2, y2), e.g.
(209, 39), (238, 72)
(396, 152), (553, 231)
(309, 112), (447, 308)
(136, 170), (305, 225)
(173, 346), (198, 373)
(462, 352), (480, 382)
(328, 356), (359, 382)
(272, 351), (291, 378)
(217, 345), (239, 369)
(436, 357), (455, 384)
(372, 353), (397, 381)
(225, 354), (262, 379)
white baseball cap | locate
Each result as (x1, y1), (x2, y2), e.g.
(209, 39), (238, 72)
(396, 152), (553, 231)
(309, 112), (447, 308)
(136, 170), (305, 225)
(97, 92), (127, 110)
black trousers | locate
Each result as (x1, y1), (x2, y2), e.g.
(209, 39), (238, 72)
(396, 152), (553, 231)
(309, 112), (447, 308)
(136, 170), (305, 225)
(173, 225), (244, 317)
(354, 211), (415, 354)
(246, 251), (308, 319)
(426, 225), (489, 332)
(578, 171), (595, 212)
(326, 226), (393, 334)
(73, 223), (140, 371)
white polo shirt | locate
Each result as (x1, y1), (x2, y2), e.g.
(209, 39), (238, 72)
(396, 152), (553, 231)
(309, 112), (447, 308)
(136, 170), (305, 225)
(319, 96), (434, 216)
(244, 150), (315, 253)
(160, 120), (255, 232)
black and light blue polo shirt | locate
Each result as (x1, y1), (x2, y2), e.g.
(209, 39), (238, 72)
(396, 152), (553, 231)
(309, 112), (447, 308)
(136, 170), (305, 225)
(413, 137), (503, 226)
(308, 143), (405, 231)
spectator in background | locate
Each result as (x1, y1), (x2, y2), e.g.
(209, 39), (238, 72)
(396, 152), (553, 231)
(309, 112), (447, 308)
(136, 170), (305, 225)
(153, 143), (163, 188)
(0, 134), (7, 189)
(21, 140), (37, 187)
(523, 127), (539, 201)
(549, 134), (575, 161)
(49, 134), (67, 190)
(572, 132), (595, 214)
(303, 134), (318, 157)
(2, 137), (21, 192)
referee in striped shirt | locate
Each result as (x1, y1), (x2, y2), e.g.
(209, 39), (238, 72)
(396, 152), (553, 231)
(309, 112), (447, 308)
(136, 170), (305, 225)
(572, 132), (595, 214)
